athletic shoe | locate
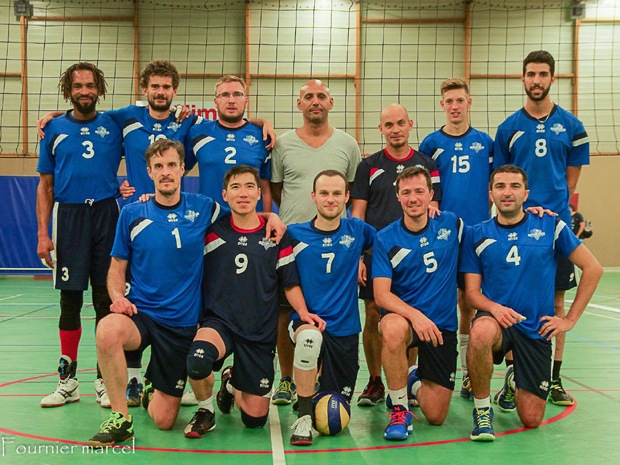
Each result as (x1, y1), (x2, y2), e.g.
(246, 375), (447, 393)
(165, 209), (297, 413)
(142, 379), (154, 410)
(181, 389), (198, 406)
(383, 406), (413, 441)
(88, 411), (134, 448)
(460, 374), (474, 400)
(126, 377), (143, 407)
(40, 377), (80, 407)
(271, 377), (297, 405)
(407, 368), (420, 404)
(470, 406), (495, 442)
(357, 377), (385, 406)
(290, 414), (313, 446)
(548, 378), (575, 406)
(216, 366), (235, 414)
(184, 408), (216, 438)
(494, 365), (516, 412)
(95, 378), (111, 408)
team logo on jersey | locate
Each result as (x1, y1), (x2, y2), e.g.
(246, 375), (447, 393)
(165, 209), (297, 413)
(528, 229), (545, 240)
(508, 232), (518, 241)
(260, 378), (270, 389)
(80, 127), (90, 136)
(454, 142), (463, 151)
(167, 121), (181, 132)
(342, 386), (352, 398)
(175, 379), (186, 390)
(95, 126), (110, 138)
(184, 209), (200, 222)
(259, 238), (276, 250)
(153, 123), (162, 132)
(536, 123), (546, 133)
(539, 380), (550, 391)
(322, 237), (333, 247)
(243, 135), (259, 146)
(419, 237), (429, 248)
(167, 213), (178, 223)
(396, 164), (405, 174)
(470, 142), (484, 153)
(339, 235), (356, 248)
(238, 236), (248, 246)
(437, 228), (451, 241)
(551, 123), (566, 135)
(227, 133), (235, 142)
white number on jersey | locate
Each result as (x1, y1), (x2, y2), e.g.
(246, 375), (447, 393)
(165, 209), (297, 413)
(423, 251), (438, 273)
(81, 141), (94, 159)
(224, 147), (237, 164)
(450, 155), (470, 173)
(321, 252), (335, 274)
(535, 139), (547, 158)
(171, 228), (182, 249)
(235, 253), (248, 274)
(148, 134), (167, 144)
(506, 245), (521, 266)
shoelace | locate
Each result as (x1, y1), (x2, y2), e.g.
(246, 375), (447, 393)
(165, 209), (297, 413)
(100, 416), (124, 432)
(475, 409), (492, 428)
(389, 410), (410, 426)
(277, 380), (292, 393)
(366, 382), (383, 396)
(291, 415), (312, 433)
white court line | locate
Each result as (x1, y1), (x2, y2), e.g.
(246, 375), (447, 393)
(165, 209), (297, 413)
(567, 300), (620, 314)
(584, 311), (620, 322)
(269, 403), (286, 465)
(0, 295), (22, 301)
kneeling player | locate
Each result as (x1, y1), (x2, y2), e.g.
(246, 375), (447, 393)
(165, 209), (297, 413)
(287, 170), (376, 446)
(184, 166), (321, 438)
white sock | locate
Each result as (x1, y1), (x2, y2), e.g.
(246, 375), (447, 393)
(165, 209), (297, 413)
(459, 334), (470, 376)
(474, 396), (491, 410)
(127, 368), (142, 384)
(197, 395), (214, 412)
(388, 387), (408, 409)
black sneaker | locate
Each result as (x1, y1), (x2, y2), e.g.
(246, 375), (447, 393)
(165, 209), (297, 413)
(357, 377), (385, 406)
(88, 411), (134, 448)
(548, 378), (575, 406)
(184, 408), (216, 438)
(142, 379), (154, 410)
(126, 377), (144, 407)
(216, 366), (234, 414)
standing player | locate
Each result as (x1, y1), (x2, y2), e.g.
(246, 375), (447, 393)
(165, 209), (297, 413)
(351, 103), (441, 407)
(373, 166), (463, 441)
(36, 62), (123, 409)
(183, 166), (319, 438)
(287, 170), (376, 445)
(270, 79), (361, 405)
(419, 78), (493, 399)
(87, 139), (230, 447)
(493, 50), (590, 406)
(461, 165), (602, 441)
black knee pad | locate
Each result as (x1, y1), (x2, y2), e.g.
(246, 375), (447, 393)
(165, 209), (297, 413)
(186, 340), (219, 380)
(91, 285), (112, 324)
(59, 290), (83, 330)
(241, 409), (268, 429)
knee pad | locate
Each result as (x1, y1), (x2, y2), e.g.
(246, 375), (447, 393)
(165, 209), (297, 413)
(91, 285), (112, 324)
(241, 409), (268, 429)
(186, 340), (219, 380)
(293, 328), (323, 371)
(59, 290), (83, 330)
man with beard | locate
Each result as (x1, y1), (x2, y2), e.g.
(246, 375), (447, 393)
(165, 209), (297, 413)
(37, 62), (123, 408)
(351, 103), (441, 407)
(493, 51), (590, 408)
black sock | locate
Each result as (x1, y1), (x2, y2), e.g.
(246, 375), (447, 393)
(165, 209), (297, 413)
(298, 395), (313, 417)
(505, 359), (513, 368)
(552, 360), (562, 381)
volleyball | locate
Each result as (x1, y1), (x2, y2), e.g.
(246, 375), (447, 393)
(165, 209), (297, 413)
(312, 391), (351, 436)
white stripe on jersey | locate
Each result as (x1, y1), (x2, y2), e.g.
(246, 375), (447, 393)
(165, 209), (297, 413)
(431, 175), (440, 184)
(130, 219), (153, 241)
(293, 242), (309, 256)
(573, 136), (590, 147)
(554, 219), (567, 244)
(210, 202), (221, 224)
(276, 253), (295, 269)
(194, 135), (216, 153)
(123, 121), (143, 138)
(508, 131), (525, 152)
(204, 236), (226, 255)
(52, 134), (68, 156)
(195, 116), (204, 124)
(51, 202), (59, 287)
(390, 248), (411, 268)
(431, 148), (444, 161)
(475, 238), (496, 257)
(457, 218), (464, 243)
(369, 169), (384, 186)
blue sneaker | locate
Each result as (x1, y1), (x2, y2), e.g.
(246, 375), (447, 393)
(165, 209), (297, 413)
(271, 377), (297, 406)
(384, 407), (413, 441)
(407, 368), (420, 406)
(494, 365), (516, 412)
(470, 407), (495, 442)
(460, 374), (474, 400)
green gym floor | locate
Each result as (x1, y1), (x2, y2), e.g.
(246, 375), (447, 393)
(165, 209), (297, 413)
(1, 272), (619, 465)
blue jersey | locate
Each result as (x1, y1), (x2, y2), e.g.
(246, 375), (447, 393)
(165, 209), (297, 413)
(202, 216), (298, 344)
(106, 106), (203, 201)
(420, 126), (493, 225)
(288, 217), (376, 337)
(111, 193), (227, 327)
(493, 105), (589, 224)
(460, 213), (581, 340)
(37, 112), (123, 203)
(372, 212), (463, 331)
(191, 120), (271, 209)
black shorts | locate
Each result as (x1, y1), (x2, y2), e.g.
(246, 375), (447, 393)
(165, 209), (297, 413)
(457, 271), (466, 291)
(131, 312), (196, 397)
(555, 255), (577, 291)
(379, 318), (457, 390)
(474, 312), (553, 401)
(53, 198), (119, 290)
(289, 319), (359, 402)
(200, 317), (276, 397)
(359, 252), (374, 300)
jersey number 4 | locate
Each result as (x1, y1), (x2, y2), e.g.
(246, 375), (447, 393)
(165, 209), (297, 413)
(506, 245), (521, 266)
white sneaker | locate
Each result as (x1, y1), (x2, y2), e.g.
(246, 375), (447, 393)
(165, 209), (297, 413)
(181, 389), (198, 406)
(95, 378), (111, 408)
(40, 377), (80, 407)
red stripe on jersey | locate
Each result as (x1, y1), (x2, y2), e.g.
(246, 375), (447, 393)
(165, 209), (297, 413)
(278, 245), (294, 260)
(205, 231), (219, 245)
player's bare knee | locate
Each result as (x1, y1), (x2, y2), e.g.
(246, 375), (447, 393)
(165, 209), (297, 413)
(380, 315), (409, 348)
(186, 341), (219, 380)
(293, 328), (322, 371)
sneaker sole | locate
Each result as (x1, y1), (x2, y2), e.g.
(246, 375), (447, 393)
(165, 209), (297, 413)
(127, 399), (142, 407)
(184, 424), (216, 439)
(41, 398), (80, 408)
(271, 397), (292, 406)
(290, 438), (313, 446)
(548, 398), (575, 406)
(87, 434), (134, 448)
(470, 433), (495, 442)
(384, 432), (409, 441)
(357, 397), (383, 407)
